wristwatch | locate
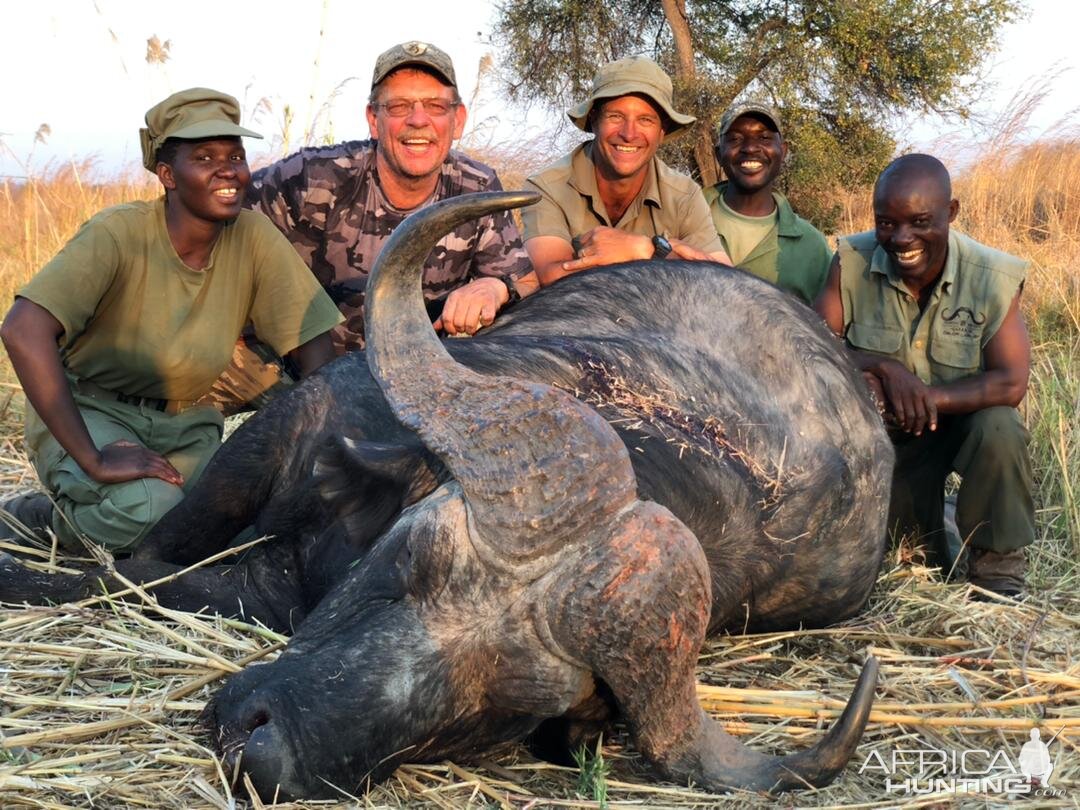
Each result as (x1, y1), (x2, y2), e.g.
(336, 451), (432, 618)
(500, 276), (521, 305)
(651, 234), (673, 260)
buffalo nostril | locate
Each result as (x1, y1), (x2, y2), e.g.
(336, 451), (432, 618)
(215, 706), (272, 784)
(244, 707), (271, 733)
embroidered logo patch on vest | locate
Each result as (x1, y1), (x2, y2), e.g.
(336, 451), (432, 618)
(940, 306), (986, 339)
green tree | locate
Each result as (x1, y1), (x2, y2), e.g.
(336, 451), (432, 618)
(493, 0), (1022, 230)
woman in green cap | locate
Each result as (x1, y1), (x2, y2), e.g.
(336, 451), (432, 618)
(0, 88), (342, 554)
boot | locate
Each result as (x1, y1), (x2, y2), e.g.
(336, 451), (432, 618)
(942, 493), (968, 580)
(968, 547), (1027, 600)
(0, 492), (55, 540)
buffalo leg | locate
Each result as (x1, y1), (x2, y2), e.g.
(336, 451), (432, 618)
(0, 544), (306, 634)
(114, 548), (306, 632)
(137, 379), (335, 565)
(0, 553), (101, 606)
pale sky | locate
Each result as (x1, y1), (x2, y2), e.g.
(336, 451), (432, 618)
(2, 0), (1077, 179)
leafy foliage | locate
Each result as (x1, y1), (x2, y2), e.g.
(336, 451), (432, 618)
(778, 106), (897, 232)
(493, 0), (1022, 229)
(495, 0), (667, 108)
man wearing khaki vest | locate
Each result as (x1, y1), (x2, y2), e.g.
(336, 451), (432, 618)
(522, 56), (729, 285)
(815, 154), (1034, 598)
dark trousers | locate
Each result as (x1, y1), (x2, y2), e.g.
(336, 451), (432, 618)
(888, 406), (1035, 568)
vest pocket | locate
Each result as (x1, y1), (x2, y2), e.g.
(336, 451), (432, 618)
(930, 336), (981, 372)
(846, 322), (903, 354)
(928, 336), (980, 386)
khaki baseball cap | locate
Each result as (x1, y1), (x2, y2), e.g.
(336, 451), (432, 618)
(371, 41), (457, 89)
(139, 87), (261, 172)
(717, 101), (783, 139)
(566, 56), (695, 139)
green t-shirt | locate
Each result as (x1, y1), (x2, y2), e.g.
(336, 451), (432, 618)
(704, 183), (831, 305)
(836, 229), (1027, 386)
(18, 198), (343, 402)
(709, 194), (776, 265)
(522, 143), (725, 254)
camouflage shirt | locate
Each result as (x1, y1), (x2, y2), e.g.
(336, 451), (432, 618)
(245, 139), (531, 352)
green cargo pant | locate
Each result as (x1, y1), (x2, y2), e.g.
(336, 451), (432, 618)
(29, 394), (224, 553)
(887, 406), (1035, 570)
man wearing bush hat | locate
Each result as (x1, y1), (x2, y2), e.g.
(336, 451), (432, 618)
(815, 153), (1034, 599)
(704, 101), (831, 305)
(523, 56), (729, 287)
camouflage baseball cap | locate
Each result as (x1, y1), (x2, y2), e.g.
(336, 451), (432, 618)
(566, 56), (695, 139)
(717, 101), (783, 139)
(139, 87), (261, 172)
(371, 41), (457, 89)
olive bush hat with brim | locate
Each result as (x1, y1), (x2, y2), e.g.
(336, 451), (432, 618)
(566, 56), (696, 139)
(139, 87), (262, 172)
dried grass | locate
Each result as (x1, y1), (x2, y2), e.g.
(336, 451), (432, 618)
(572, 359), (788, 511)
(1, 529), (1076, 807)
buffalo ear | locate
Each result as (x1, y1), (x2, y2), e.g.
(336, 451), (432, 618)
(313, 436), (443, 522)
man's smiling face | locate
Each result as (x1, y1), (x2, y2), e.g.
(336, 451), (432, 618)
(367, 68), (465, 185)
(718, 114), (786, 195)
(873, 171), (958, 290)
(589, 94), (666, 183)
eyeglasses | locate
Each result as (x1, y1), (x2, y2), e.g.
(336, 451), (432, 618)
(373, 98), (460, 118)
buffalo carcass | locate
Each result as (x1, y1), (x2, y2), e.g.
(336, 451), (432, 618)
(0, 191), (893, 800)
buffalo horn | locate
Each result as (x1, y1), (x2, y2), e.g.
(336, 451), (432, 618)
(364, 192), (639, 565)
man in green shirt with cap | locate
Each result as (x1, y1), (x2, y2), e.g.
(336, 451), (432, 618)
(0, 88), (341, 553)
(522, 56), (730, 286)
(705, 102), (831, 305)
(815, 153), (1034, 598)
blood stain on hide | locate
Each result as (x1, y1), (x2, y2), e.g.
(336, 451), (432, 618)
(600, 541), (660, 601)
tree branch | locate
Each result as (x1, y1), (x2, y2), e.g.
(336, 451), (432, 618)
(660, 0), (720, 185)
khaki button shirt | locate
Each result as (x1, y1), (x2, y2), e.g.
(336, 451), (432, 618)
(836, 230), (1027, 385)
(521, 143), (724, 254)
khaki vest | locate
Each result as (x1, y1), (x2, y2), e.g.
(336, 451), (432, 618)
(837, 230), (1026, 385)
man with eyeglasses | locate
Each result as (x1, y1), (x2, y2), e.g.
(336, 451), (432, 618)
(241, 41), (533, 358)
(523, 56), (730, 287)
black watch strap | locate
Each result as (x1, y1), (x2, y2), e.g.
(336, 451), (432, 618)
(651, 234), (673, 260)
(500, 275), (521, 305)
